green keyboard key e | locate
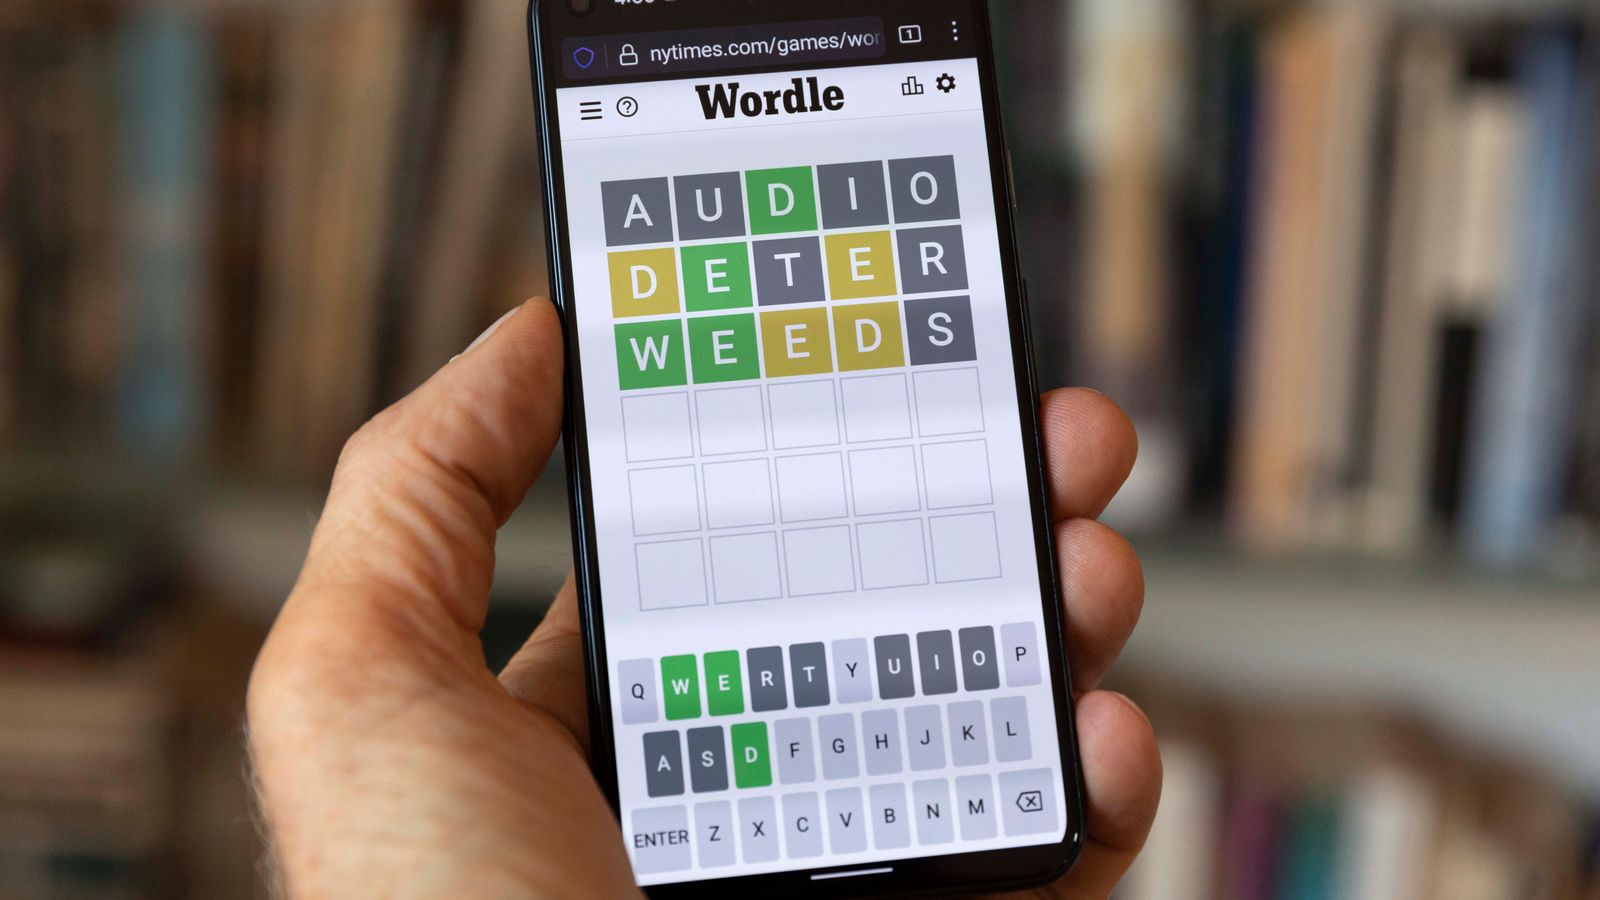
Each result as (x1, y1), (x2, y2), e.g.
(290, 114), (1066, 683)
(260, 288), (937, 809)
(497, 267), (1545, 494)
(703, 650), (744, 716)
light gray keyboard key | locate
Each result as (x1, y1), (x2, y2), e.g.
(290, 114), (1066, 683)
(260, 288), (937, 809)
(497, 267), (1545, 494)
(954, 774), (998, 840)
(948, 700), (988, 766)
(687, 726), (728, 792)
(916, 631), (958, 695)
(904, 705), (946, 771)
(860, 708), (902, 776)
(991, 697), (1032, 763)
(1001, 622), (1042, 686)
(874, 634), (915, 699)
(831, 638), (873, 703)
(818, 713), (859, 779)
(783, 793), (824, 858)
(912, 779), (955, 845)
(958, 626), (1000, 690)
(747, 646), (788, 712)
(999, 768), (1059, 836)
(869, 783), (911, 850)
(738, 796), (780, 863)
(775, 717), (816, 784)
(825, 788), (867, 853)
(789, 642), (831, 707)
(629, 805), (692, 874)
(643, 731), (685, 797)
(618, 658), (659, 724)
(693, 801), (736, 868)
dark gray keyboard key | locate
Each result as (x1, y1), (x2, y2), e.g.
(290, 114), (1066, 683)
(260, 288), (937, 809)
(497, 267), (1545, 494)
(861, 708), (902, 775)
(990, 696), (1031, 763)
(958, 626), (1000, 690)
(916, 631), (958, 695)
(789, 642), (831, 707)
(644, 731), (685, 797)
(687, 726), (728, 793)
(747, 646), (788, 712)
(874, 634), (915, 699)
(904, 704), (946, 771)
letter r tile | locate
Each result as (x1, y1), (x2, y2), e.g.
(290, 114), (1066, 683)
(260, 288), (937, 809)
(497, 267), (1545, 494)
(609, 248), (681, 318)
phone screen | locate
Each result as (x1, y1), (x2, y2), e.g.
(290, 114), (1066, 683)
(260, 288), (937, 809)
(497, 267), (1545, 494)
(537, 4), (1075, 890)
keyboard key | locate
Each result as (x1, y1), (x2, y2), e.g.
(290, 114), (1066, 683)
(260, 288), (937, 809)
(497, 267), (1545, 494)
(874, 634), (916, 699)
(618, 658), (659, 725)
(818, 713), (859, 779)
(958, 626), (1000, 690)
(661, 655), (702, 720)
(738, 796), (780, 863)
(1001, 622), (1042, 686)
(831, 637), (874, 703)
(775, 717), (816, 784)
(825, 787), (868, 853)
(686, 726), (728, 793)
(730, 722), (772, 788)
(869, 783), (911, 850)
(954, 774), (998, 840)
(747, 646), (788, 712)
(916, 630), (959, 695)
(693, 801), (736, 868)
(629, 805), (692, 874)
(999, 768), (1059, 836)
(704, 651), (744, 716)
(861, 708), (902, 776)
(643, 731), (685, 797)
(948, 700), (989, 766)
(789, 642), (831, 707)
(783, 793), (824, 858)
(991, 697), (1032, 763)
(912, 779), (955, 845)
(904, 704), (946, 771)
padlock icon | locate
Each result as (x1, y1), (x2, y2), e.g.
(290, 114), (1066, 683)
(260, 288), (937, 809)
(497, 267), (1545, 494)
(619, 43), (640, 66)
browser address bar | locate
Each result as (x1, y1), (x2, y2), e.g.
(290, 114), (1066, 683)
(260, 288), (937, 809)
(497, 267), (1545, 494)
(561, 18), (887, 81)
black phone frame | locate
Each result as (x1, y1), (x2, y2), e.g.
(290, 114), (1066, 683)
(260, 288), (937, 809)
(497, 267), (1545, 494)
(527, 1), (1086, 895)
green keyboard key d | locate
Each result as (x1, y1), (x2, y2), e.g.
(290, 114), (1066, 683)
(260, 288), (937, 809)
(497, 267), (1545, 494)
(730, 722), (772, 788)
(661, 655), (702, 720)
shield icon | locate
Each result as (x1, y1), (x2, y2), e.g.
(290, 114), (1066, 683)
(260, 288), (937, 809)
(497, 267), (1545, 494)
(573, 46), (596, 70)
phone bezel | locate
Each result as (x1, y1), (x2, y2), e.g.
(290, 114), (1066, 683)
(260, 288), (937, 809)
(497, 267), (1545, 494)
(526, 2), (1086, 894)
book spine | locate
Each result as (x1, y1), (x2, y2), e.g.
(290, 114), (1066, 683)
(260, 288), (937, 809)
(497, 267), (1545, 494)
(1462, 29), (1591, 568)
(115, 9), (214, 460)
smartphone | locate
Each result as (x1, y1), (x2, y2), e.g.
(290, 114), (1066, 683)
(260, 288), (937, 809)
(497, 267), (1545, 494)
(527, 1), (1084, 894)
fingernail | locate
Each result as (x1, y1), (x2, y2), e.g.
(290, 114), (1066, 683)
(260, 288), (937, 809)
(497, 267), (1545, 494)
(456, 306), (521, 360)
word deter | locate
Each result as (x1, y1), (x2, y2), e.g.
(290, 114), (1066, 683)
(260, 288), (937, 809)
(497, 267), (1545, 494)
(697, 77), (845, 120)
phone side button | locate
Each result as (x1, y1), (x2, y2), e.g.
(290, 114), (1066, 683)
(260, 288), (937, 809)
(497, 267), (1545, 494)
(628, 805), (692, 875)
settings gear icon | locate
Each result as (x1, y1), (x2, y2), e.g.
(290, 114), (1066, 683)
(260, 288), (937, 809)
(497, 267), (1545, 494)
(935, 72), (957, 93)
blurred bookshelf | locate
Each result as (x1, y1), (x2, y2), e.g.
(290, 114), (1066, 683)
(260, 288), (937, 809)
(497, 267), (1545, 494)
(2, 0), (1600, 896)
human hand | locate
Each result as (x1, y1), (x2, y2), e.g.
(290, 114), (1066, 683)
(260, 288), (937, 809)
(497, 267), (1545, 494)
(247, 298), (1160, 898)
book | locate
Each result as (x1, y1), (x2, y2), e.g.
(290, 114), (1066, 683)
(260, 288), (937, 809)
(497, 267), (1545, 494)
(114, 7), (213, 461)
(1462, 28), (1591, 568)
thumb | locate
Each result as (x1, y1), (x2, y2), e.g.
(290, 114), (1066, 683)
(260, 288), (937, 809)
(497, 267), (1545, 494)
(277, 297), (565, 668)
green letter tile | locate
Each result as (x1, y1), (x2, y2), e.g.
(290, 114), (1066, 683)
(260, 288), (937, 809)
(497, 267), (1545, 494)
(615, 320), (688, 390)
(661, 654), (701, 720)
(731, 722), (772, 788)
(746, 167), (818, 235)
(688, 314), (760, 384)
(681, 243), (753, 312)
